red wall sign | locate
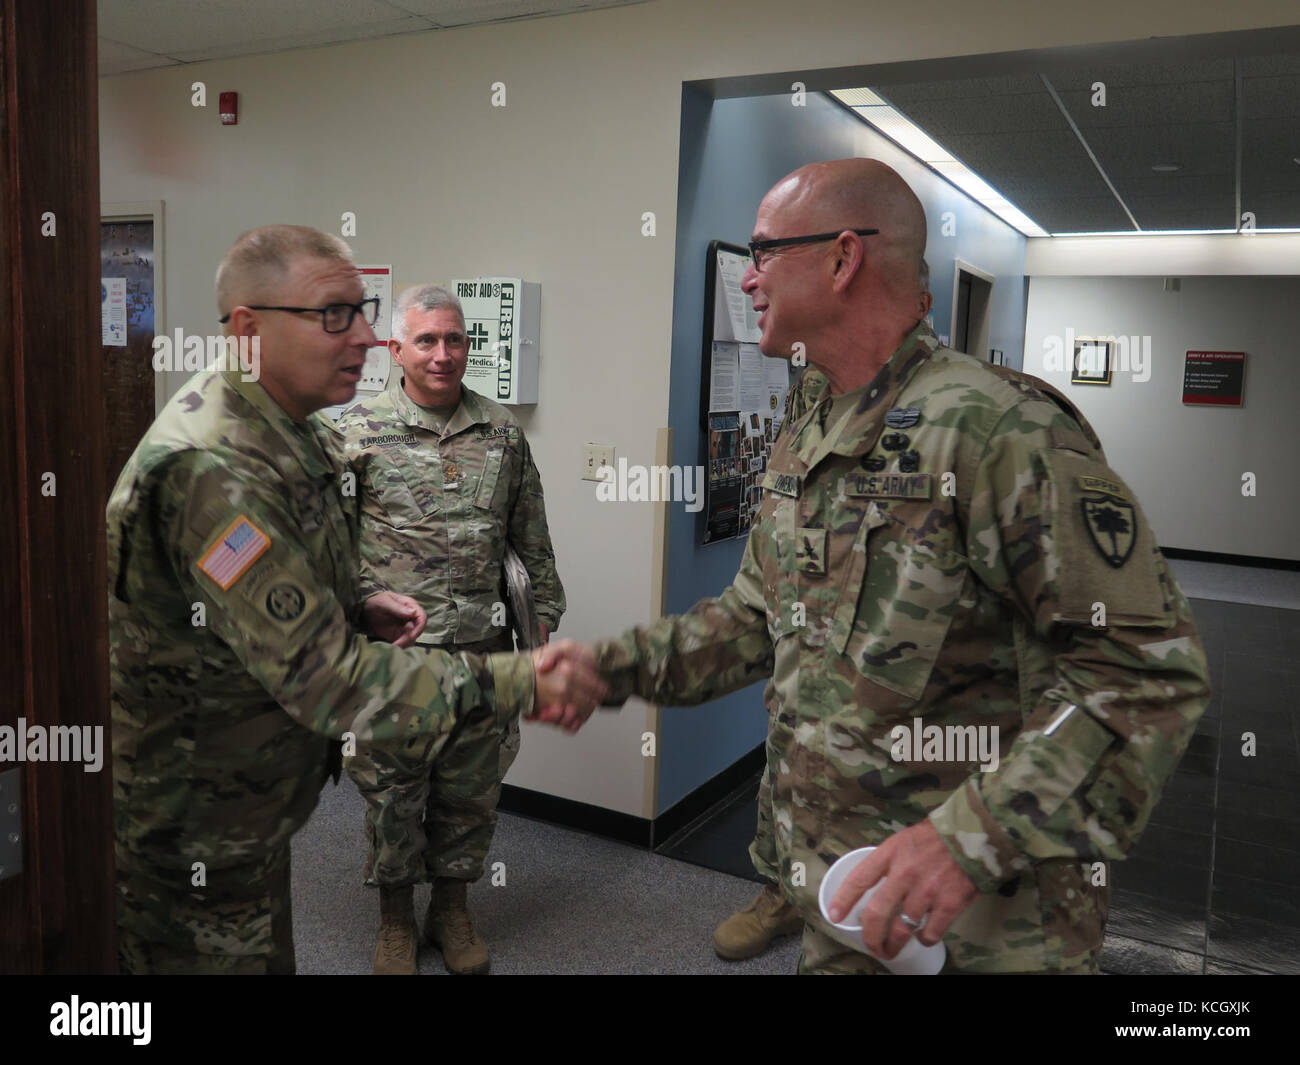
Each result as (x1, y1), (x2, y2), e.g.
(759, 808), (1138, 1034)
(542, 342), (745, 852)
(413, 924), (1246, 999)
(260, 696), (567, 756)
(1182, 351), (1246, 406)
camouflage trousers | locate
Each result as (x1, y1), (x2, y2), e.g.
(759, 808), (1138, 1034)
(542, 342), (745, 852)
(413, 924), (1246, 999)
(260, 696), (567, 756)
(345, 633), (518, 887)
(796, 925), (1100, 973)
(748, 765), (1104, 975)
(116, 852), (295, 974)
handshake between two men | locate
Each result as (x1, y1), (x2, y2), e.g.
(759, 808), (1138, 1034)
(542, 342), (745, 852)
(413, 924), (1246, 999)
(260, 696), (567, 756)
(363, 590), (612, 727)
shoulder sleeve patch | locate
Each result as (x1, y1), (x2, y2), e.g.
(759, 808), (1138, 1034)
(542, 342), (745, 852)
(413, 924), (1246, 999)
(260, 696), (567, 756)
(196, 515), (272, 589)
(1037, 451), (1172, 627)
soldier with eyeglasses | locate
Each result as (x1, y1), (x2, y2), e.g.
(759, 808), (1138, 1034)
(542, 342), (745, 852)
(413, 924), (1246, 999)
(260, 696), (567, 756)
(107, 225), (603, 973)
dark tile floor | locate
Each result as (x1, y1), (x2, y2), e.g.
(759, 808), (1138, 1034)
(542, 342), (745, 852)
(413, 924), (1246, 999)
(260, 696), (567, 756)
(657, 597), (1300, 974)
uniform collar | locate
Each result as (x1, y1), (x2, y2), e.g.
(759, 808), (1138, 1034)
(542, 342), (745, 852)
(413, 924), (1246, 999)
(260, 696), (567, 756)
(389, 375), (491, 438)
(803, 320), (938, 460)
(221, 369), (333, 478)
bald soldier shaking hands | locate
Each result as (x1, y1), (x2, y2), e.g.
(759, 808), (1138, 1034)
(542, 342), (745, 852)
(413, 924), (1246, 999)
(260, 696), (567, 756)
(537, 159), (1209, 974)
(107, 225), (604, 974)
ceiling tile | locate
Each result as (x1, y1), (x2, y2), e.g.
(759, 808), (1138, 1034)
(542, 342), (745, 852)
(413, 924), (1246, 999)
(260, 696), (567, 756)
(167, 17), (431, 63)
(1017, 196), (1135, 233)
(98, 36), (177, 76)
(1241, 54), (1300, 77)
(1045, 59), (1235, 89)
(98, 0), (430, 55)
(1242, 75), (1300, 119)
(879, 74), (1044, 102)
(1088, 123), (1236, 179)
(886, 91), (1064, 137)
(1064, 81), (1235, 130)
(386, 0), (641, 27)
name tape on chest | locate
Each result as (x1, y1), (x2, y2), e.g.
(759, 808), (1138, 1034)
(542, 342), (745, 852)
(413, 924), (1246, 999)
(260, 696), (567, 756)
(197, 515), (272, 590)
(761, 470), (802, 497)
(844, 472), (932, 500)
(360, 433), (417, 449)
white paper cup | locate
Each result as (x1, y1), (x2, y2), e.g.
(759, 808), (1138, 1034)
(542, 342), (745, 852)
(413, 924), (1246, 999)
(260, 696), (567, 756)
(817, 847), (947, 975)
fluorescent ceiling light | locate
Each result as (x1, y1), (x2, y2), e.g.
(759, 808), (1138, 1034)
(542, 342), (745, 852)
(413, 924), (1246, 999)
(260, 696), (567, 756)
(1047, 228), (1300, 237)
(831, 88), (1049, 237)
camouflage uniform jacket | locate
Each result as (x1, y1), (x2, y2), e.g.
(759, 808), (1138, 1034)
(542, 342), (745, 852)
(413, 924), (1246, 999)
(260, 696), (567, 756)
(596, 321), (1209, 971)
(107, 368), (534, 889)
(339, 378), (565, 646)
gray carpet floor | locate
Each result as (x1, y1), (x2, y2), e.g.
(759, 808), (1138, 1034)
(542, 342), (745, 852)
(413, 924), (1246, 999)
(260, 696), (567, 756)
(290, 559), (1297, 976)
(290, 777), (801, 975)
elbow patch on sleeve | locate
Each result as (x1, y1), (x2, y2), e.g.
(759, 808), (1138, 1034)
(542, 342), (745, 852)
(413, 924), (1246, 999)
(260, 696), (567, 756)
(1036, 450), (1173, 628)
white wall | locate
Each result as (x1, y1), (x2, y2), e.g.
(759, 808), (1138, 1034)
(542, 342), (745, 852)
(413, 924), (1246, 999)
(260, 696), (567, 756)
(1023, 276), (1300, 561)
(1027, 233), (1300, 276)
(99, 0), (1300, 816)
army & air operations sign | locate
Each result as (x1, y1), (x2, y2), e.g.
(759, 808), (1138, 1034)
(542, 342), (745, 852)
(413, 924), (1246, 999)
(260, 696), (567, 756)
(1078, 475), (1136, 568)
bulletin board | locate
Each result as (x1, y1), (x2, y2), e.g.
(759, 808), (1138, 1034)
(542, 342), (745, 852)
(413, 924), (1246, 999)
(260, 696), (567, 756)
(697, 240), (793, 545)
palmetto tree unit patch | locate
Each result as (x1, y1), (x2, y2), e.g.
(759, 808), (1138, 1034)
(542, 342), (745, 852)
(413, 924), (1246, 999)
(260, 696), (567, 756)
(1079, 475), (1136, 568)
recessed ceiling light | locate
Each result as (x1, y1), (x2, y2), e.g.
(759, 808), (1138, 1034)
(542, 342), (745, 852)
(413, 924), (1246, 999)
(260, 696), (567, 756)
(1151, 164), (1181, 172)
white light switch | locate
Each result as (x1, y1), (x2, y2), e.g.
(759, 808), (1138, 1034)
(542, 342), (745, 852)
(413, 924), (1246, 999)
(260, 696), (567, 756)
(582, 443), (615, 482)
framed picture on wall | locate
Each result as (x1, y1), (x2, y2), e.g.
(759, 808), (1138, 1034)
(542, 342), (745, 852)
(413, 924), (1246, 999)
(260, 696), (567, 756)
(1072, 338), (1112, 385)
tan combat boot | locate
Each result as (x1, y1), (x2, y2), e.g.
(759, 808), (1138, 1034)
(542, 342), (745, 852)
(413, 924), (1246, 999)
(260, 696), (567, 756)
(425, 879), (490, 975)
(713, 882), (804, 960)
(372, 884), (418, 975)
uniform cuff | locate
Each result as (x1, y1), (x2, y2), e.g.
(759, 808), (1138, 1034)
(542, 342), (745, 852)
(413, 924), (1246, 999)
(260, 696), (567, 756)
(928, 778), (1031, 892)
(485, 651), (534, 726)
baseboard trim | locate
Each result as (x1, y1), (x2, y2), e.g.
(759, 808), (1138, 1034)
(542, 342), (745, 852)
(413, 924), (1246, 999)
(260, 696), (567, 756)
(1162, 546), (1300, 571)
(500, 743), (766, 850)
(650, 744), (765, 848)
(498, 785), (651, 847)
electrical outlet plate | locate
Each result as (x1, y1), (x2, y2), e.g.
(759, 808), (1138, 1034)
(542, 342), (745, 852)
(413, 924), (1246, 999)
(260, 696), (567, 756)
(0, 767), (21, 882)
(582, 443), (616, 481)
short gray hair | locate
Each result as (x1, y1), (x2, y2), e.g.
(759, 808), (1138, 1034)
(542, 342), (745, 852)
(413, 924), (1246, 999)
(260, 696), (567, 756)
(918, 257), (930, 294)
(391, 284), (465, 341)
(215, 225), (353, 319)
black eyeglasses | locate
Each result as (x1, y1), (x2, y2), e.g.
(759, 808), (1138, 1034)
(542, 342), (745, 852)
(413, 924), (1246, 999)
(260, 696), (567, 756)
(748, 229), (880, 270)
(219, 297), (381, 334)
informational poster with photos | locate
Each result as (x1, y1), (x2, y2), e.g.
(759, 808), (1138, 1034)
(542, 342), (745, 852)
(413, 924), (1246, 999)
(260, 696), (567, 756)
(702, 339), (789, 544)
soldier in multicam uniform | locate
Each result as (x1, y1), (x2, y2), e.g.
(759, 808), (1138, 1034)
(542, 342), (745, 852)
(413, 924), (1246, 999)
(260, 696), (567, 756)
(539, 159), (1210, 973)
(107, 226), (601, 974)
(340, 284), (565, 976)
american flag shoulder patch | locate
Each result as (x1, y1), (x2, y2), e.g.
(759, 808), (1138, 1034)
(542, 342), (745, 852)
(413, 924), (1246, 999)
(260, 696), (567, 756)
(197, 515), (272, 590)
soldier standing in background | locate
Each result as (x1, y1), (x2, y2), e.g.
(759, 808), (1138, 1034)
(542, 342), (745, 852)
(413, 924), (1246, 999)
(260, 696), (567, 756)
(108, 227), (599, 974)
(539, 158), (1210, 973)
(341, 284), (565, 975)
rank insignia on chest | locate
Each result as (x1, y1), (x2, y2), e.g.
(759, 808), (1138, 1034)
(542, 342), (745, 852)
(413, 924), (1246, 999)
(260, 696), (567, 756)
(881, 432), (910, 451)
(885, 406), (921, 429)
(443, 461), (460, 484)
(795, 527), (827, 574)
(844, 472), (932, 500)
(1081, 492), (1137, 568)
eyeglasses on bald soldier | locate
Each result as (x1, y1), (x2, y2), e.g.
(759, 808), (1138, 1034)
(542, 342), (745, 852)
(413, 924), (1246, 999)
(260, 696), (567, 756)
(218, 297), (381, 334)
(747, 229), (880, 270)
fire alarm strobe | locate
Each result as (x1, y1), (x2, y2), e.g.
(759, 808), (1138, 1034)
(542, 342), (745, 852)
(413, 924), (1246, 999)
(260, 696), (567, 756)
(220, 92), (238, 125)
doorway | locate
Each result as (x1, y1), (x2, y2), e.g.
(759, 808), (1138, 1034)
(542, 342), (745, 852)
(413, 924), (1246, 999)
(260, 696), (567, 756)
(951, 258), (995, 359)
